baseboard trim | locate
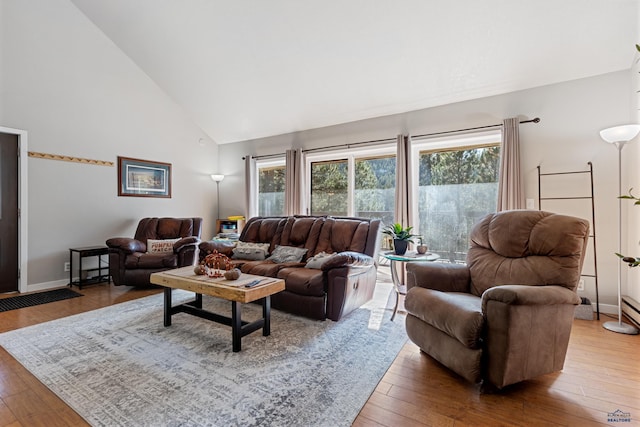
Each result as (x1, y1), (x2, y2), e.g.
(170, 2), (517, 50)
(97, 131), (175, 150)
(26, 279), (70, 293)
(622, 295), (640, 328)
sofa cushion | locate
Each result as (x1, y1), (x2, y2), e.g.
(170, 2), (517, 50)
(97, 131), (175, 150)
(405, 287), (484, 349)
(268, 245), (308, 263)
(232, 242), (270, 260)
(240, 260), (281, 277)
(278, 267), (325, 297)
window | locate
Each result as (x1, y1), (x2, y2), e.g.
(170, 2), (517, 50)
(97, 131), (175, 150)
(354, 156), (396, 226)
(307, 147), (395, 224)
(412, 132), (501, 263)
(257, 159), (285, 216)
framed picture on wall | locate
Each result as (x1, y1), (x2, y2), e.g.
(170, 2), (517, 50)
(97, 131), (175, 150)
(117, 156), (172, 198)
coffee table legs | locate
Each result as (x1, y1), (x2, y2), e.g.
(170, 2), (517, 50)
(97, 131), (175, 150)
(164, 287), (172, 326)
(231, 301), (241, 352)
(231, 297), (272, 351)
(163, 288), (272, 352)
(263, 296), (271, 336)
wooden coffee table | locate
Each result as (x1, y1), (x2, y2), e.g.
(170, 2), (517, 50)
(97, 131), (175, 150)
(150, 266), (285, 352)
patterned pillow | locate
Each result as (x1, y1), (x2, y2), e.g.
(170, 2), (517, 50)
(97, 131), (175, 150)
(232, 242), (270, 261)
(147, 238), (181, 254)
(267, 245), (308, 264)
(305, 251), (336, 269)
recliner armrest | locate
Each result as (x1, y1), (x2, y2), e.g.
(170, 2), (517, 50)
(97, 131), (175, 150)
(321, 251), (374, 271)
(481, 285), (580, 312)
(406, 262), (471, 293)
(106, 237), (145, 254)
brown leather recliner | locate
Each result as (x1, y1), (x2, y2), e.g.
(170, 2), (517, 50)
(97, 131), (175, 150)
(107, 217), (202, 286)
(404, 210), (589, 391)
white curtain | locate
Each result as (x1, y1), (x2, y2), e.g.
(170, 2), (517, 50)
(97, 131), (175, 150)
(244, 155), (257, 218)
(497, 117), (525, 211)
(285, 149), (303, 215)
(394, 134), (414, 227)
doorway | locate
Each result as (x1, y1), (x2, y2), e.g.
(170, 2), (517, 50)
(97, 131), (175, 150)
(0, 133), (19, 292)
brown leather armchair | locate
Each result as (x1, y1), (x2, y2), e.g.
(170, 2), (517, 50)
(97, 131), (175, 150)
(404, 210), (589, 391)
(107, 217), (202, 286)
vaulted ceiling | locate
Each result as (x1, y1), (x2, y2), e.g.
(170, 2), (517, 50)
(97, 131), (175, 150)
(70, 0), (638, 144)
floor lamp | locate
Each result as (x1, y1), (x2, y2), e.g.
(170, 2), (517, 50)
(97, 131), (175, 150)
(210, 174), (225, 220)
(600, 125), (640, 335)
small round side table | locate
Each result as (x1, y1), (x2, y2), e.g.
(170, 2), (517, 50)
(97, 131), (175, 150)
(381, 250), (440, 321)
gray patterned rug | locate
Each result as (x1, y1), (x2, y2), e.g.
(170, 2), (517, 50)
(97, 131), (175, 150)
(0, 283), (406, 427)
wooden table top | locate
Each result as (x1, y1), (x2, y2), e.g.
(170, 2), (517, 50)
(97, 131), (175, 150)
(150, 267), (285, 304)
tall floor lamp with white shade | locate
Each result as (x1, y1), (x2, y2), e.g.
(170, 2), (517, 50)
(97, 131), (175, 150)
(600, 124), (640, 335)
(210, 174), (225, 220)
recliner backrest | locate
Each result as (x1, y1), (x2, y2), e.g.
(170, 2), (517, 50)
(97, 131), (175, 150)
(313, 216), (381, 258)
(238, 217), (287, 253)
(279, 216), (325, 257)
(134, 217), (202, 243)
(466, 210), (589, 296)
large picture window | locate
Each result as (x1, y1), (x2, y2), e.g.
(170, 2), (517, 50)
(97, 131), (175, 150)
(413, 132), (501, 263)
(307, 148), (395, 224)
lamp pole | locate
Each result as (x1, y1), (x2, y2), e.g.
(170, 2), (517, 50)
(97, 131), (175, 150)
(210, 174), (225, 221)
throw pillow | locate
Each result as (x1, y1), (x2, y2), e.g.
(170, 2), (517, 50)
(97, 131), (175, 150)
(147, 238), (181, 254)
(232, 242), (270, 261)
(267, 245), (308, 264)
(305, 251), (336, 269)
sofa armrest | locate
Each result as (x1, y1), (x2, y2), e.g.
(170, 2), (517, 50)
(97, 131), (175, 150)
(325, 263), (377, 321)
(106, 237), (145, 254)
(406, 262), (470, 293)
(321, 251), (374, 271)
(199, 240), (236, 258)
(481, 285), (580, 312)
(173, 236), (199, 253)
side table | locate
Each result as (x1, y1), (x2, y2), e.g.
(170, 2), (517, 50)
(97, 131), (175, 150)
(69, 246), (110, 289)
(381, 250), (440, 321)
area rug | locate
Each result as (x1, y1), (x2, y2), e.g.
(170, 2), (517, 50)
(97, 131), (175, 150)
(0, 283), (406, 427)
(0, 288), (82, 312)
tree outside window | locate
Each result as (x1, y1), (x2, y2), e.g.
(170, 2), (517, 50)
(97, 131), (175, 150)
(355, 156), (395, 226)
(310, 159), (348, 215)
(258, 163), (285, 216)
(417, 143), (500, 262)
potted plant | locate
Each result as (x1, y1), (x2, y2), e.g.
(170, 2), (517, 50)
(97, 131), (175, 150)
(382, 223), (416, 255)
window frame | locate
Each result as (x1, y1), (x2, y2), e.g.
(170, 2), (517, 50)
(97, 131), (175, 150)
(305, 144), (396, 217)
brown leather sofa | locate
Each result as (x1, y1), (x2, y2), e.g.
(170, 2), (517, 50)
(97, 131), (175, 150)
(404, 210), (589, 391)
(199, 215), (381, 321)
(107, 217), (202, 286)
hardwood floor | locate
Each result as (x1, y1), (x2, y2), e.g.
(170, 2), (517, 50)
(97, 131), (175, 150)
(0, 283), (638, 426)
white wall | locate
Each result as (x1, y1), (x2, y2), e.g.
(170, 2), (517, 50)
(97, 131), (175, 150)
(219, 70), (632, 314)
(0, 0), (218, 290)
